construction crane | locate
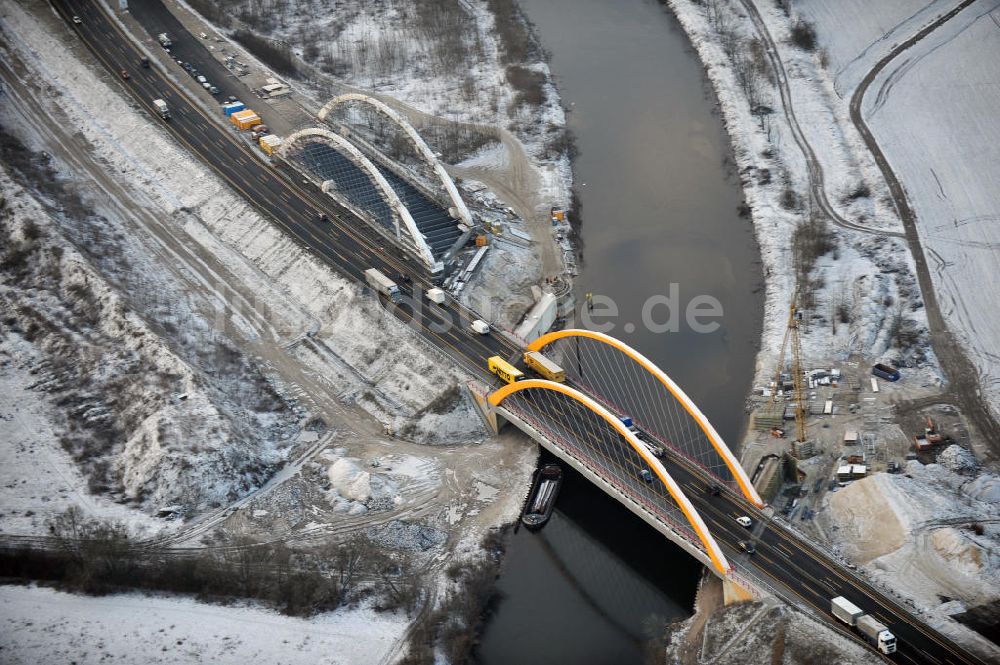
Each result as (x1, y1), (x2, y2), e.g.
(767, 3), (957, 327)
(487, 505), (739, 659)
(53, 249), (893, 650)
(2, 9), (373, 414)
(767, 289), (807, 446)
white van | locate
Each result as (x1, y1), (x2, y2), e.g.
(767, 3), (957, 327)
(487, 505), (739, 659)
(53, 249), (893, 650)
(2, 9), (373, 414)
(470, 320), (490, 335)
(736, 516), (753, 528)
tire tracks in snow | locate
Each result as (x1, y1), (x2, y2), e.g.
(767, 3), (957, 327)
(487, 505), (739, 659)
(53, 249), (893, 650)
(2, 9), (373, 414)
(737, 0), (904, 239)
(846, 0), (1000, 460)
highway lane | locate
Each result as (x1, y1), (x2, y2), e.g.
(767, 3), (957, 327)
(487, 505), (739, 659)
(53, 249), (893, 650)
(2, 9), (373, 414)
(506, 388), (980, 663)
(664, 450), (981, 665)
(54, 0), (521, 381)
(51, 3), (985, 664)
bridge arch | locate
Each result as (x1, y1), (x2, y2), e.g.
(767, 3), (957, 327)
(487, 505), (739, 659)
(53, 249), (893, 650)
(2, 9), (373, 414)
(528, 329), (764, 508)
(489, 378), (731, 575)
(317, 93), (473, 227)
(280, 128), (436, 267)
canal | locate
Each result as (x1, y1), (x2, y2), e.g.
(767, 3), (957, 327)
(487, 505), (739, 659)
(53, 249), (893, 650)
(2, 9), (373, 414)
(477, 0), (764, 662)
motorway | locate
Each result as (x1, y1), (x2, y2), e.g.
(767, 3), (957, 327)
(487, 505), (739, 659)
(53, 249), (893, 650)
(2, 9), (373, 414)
(51, 0), (523, 382)
(50, 2), (986, 664)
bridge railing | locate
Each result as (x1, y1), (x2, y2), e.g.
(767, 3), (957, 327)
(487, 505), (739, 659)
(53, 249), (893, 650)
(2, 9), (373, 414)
(498, 398), (706, 555)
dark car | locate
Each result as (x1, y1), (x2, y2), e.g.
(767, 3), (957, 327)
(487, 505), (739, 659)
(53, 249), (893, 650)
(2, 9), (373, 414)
(710, 484), (721, 496)
(119, 69), (130, 80)
(738, 540), (756, 554)
(140, 56), (150, 68)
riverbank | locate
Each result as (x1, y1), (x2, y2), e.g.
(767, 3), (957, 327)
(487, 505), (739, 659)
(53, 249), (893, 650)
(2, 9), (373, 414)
(658, 1), (1000, 658)
(660, 0), (934, 395)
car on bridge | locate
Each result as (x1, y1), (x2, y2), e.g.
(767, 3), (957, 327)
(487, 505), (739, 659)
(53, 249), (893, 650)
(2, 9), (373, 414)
(738, 540), (756, 554)
(72, 15), (81, 24)
(736, 515), (753, 528)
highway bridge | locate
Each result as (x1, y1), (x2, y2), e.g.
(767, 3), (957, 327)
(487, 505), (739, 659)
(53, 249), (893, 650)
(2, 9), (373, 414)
(49, 2), (987, 663)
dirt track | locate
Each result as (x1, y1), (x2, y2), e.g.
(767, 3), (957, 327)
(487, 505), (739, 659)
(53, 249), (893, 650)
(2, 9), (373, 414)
(738, 0), (997, 461)
(845, 0), (1000, 462)
(737, 0), (904, 239)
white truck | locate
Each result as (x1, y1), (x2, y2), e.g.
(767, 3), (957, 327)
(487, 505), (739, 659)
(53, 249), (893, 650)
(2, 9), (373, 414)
(364, 268), (402, 303)
(153, 99), (170, 120)
(426, 287), (446, 304)
(831, 596), (897, 654)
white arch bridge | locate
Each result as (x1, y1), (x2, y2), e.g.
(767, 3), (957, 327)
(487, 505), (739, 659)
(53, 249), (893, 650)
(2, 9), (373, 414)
(276, 93), (476, 274)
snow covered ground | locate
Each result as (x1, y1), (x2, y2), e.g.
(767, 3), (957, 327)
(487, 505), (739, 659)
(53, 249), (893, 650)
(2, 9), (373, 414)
(0, 0), (535, 551)
(168, 0), (574, 313)
(662, 0), (936, 388)
(856, 1), (1000, 423)
(820, 457), (1000, 659)
(0, 584), (406, 665)
(665, 595), (881, 664)
(797, 0), (958, 94)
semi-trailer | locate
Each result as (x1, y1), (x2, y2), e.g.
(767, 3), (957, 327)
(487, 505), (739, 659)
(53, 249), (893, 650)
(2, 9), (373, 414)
(831, 596), (897, 654)
(364, 268), (402, 303)
(523, 350), (565, 382)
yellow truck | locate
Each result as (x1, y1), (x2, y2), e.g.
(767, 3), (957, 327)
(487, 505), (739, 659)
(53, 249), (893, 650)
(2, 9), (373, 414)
(488, 356), (524, 384)
(523, 351), (565, 382)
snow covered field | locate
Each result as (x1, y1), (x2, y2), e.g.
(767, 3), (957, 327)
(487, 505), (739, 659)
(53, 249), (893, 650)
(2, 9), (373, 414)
(794, 0), (1000, 424)
(859, 2), (1000, 423)
(0, 584), (406, 665)
(662, 0), (935, 387)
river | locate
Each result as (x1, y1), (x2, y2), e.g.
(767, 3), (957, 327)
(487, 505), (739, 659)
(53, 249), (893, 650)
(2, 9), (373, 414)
(476, 0), (764, 662)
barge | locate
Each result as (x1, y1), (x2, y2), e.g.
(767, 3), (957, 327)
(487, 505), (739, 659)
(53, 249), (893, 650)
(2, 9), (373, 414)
(522, 464), (563, 530)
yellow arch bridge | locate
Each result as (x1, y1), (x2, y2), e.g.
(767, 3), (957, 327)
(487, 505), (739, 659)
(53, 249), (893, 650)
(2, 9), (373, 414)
(471, 329), (765, 584)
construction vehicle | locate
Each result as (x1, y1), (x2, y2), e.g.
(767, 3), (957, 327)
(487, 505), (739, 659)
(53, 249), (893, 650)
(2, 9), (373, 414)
(523, 351), (565, 382)
(488, 356), (523, 384)
(914, 415), (950, 450)
(364, 268), (402, 303)
(831, 596), (897, 654)
(152, 99), (170, 120)
(770, 427), (785, 438)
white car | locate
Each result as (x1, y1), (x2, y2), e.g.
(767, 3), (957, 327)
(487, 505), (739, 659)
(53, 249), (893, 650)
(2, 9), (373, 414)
(196, 75), (208, 84)
(736, 516), (753, 528)
(72, 15), (82, 24)
(470, 319), (490, 335)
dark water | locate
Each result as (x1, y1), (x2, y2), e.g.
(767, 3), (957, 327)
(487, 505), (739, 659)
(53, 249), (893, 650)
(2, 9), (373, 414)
(477, 0), (764, 663)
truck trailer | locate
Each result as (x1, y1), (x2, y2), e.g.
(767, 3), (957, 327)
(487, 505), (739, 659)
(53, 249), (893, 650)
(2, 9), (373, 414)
(831, 596), (897, 654)
(523, 351), (565, 382)
(364, 268), (402, 303)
